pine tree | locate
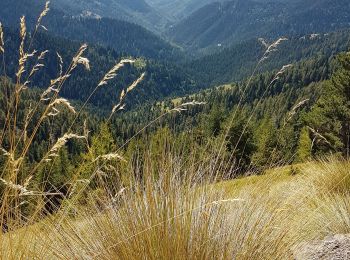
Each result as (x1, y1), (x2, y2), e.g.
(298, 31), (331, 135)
(204, 105), (224, 137)
(307, 52), (350, 156)
(251, 118), (277, 169)
(79, 123), (118, 188)
(296, 127), (312, 162)
(225, 110), (256, 172)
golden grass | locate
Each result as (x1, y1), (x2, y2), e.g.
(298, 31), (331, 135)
(0, 2), (146, 233)
(0, 158), (348, 259)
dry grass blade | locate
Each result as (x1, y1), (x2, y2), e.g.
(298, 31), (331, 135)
(111, 72), (146, 115)
(28, 50), (49, 78)
(98, 59), (135, 87)
(285, 99), (310, 124)
(71, 44), (89, 71)
(16, 50), (36, 82)
(47, 98), (76, 115)
(46, 133), (85, 160)
(35, 1), (50, 31)
(271, 64), (293, 83)
(29, 63), (44, 78)
(171, 100), (206, 113)
(2, 175), (33, 196)
(38, 50), (49, 60)
(127, 72), (145, 93)
(266, 37), (288, 54)
(96, 153), (127, 162)
(19, 16), (26, 58)
(40, 74), (71, 101)
(0, 147), (10, 156)
(73, 57), (90, 71)
(57, 52), (63, 75)
(0, 22), (4, 54)
(261, 37), (288, 61)
(307, 126), (332, 147)
(23, 104), (33, 143)
(0, 178), (34, 196)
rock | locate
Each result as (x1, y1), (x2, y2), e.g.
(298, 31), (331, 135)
(294, 234), (350, 260)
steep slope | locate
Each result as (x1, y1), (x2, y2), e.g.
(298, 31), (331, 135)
(146, 0), (223, 20)
(185, 30), (350, 86)
(53, 0), (171, 32)
(169, 0), (350, 51)
(168, 0), (286, 50)
(0, 0), (182, 61)
(146, 0), (302, 21)
(1, 27), (196, 109)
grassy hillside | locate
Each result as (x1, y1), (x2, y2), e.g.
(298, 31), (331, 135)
(2, 158), (350, 259)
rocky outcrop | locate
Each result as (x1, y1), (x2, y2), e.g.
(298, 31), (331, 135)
(294, 234), (350, 260)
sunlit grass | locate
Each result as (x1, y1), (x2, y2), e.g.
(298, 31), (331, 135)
(1, 158), (349, 259)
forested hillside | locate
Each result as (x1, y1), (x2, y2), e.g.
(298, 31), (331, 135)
(111, 53), (336, 171)
(0, 0), (182, 61)
(52, 0), (171, 32)
(169, 0), (350, 52)
(146, 0), (223, 20)
(1, 28), (195, 109)
(186, 30), (350, 86)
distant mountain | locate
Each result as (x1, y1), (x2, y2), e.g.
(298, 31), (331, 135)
(146, 0), (222, 20)
(168, 0), (350, 52)
(146, 0), (301, 22)
(0, 0), (183, 61)
(52, 0), (171, 32)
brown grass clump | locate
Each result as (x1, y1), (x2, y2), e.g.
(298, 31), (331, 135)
(1, 134), (350, 259)
(5, 157), (350, 259)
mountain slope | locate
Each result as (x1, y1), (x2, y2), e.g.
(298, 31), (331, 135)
(52, 0), (170, 32)
(185, 30), (350, 86)
(146, 0), (302, 21)
(169, 0), (350, 51)
(0, 0), (182, 61)
(146, 0), (222, 20)
(1, 27), (196, 109)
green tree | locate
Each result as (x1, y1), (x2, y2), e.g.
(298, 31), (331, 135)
(79, 123), (118, 188)
(296, 127), (312, 162)
(307, 52), (350, 156)
(225, 110), (256, 172)
(204, 105), (224, 137)
(251, 118), (277, 169)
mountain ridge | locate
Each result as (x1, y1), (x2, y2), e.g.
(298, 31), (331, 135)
(0, 0), (183, 61)
(52, 0), (171, 32)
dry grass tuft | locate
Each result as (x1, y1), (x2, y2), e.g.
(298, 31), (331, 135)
(1, 155), (349, 259)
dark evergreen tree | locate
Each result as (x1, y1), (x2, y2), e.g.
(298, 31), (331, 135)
(296, 127), (312, 162)
(307, 53), (350, 156)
